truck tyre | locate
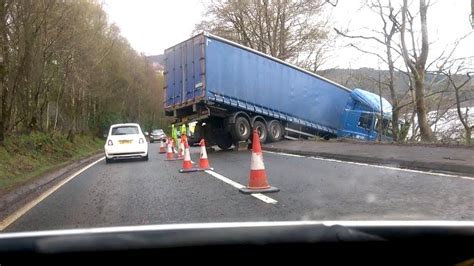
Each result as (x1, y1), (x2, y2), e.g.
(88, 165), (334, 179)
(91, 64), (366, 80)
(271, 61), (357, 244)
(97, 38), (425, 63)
(216, 133), (233, 150)
(267, 120), (283, 142)
(195, 122), (211, 146)
(231, 116), (251, 141)
(253, 120), (268, 144)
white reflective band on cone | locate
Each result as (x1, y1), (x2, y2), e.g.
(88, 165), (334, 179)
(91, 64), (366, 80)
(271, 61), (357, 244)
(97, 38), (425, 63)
(180, 142), (184, 154)
(184, 148), (191, 161)
(200, 146), (207, 159)
(250, 152), (265, 170)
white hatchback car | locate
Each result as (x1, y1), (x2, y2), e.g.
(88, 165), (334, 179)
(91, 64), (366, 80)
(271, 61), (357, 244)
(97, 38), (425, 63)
(104, 123), (148, 163)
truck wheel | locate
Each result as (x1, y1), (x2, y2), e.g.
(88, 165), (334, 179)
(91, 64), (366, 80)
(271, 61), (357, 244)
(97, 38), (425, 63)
(216, 133), (233, 150)
(253, 120), (268, 144)
(267, 120), (283, 142)
(195, 122), (212, 146)
(231, 116), (251, 141)
(193, 126), (202, 141)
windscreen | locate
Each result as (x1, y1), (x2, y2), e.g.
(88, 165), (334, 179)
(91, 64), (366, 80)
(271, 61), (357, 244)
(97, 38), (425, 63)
(111, 126), (139, 135)
(1, 0), (473, 235)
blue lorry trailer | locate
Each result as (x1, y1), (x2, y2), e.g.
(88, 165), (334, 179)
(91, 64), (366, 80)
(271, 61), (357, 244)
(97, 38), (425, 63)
(164, 32), (393, 149)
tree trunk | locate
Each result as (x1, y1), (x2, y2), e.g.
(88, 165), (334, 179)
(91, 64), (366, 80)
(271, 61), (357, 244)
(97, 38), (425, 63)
(377, 68), (383, 141)
(414, 72), (433, 141)
(54, 99), (59, 130)
(400, 0), (434, 142)
(410, 90), (417, 140)
(392, 110), (399, 141)
(466, 127), (472, 145)
(0, 82), (5, 141)
(45, 101), (50, 131)
(386, 43), (399, 141)
(0, 0), (8, 142)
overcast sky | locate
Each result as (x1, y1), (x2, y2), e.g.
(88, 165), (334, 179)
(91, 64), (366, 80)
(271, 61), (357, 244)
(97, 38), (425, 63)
(103, 0), (474, 70)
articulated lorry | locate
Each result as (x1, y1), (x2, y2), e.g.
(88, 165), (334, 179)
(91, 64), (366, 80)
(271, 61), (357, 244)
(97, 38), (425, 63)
(164, 33), (393, 150)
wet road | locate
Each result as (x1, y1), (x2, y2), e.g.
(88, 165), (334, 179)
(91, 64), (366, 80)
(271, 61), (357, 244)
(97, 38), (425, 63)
(6, 143), (474, 232)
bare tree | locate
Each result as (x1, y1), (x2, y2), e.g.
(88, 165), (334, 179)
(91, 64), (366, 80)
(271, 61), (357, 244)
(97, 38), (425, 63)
(471, 0), (474, 29)
(442, 67), (473, 144)
(0, 0), (12, 141)
(334, 0), (404, 141)
(0, 1), (167, 142)
(195, 0), (330, 67)
(399, 0), (434, 141)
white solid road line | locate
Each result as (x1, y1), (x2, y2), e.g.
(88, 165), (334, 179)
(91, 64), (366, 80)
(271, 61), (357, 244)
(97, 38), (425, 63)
(204, 170), (278, 204)
(0, 157), (105, 231)
(268, 152), (305, 158)
(204, 170), (245, 189)
(264, 151), (474, 181)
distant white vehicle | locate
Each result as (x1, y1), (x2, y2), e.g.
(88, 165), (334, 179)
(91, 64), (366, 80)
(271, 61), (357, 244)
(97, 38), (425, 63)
(149, 129), (167, 143)
(104, 123), (148, 163)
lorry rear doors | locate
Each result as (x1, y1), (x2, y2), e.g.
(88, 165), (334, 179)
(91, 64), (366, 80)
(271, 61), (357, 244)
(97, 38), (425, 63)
(164, 34), (206, 109)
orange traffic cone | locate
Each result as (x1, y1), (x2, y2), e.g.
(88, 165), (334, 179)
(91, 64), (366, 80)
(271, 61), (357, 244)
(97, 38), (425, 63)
(181, 133), (187, 144)
(165, 138), (178, 161)
(239, 129), (279, 194)
(177, 137), (184, 159)
(159, 139), (166, 154)
(179, 140), (199, 173)
(198, 139), (213, 170)
(172, 139), (177, 154)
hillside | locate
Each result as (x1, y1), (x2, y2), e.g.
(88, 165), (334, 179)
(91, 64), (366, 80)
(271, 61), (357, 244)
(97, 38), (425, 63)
(318, 68), (474, 110)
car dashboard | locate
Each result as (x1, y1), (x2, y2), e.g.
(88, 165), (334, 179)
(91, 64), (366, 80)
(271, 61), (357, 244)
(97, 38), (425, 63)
(1, 221), (473, 264)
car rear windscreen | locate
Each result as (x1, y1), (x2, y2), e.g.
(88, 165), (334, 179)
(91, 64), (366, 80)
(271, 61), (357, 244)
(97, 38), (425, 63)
(111, 126), (139, 135)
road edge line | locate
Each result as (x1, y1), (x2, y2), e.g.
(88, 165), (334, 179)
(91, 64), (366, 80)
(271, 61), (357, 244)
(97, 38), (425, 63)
(263, 146), (474, 177)
(264, 150), (474, 181)
(0, 157), (105, 231)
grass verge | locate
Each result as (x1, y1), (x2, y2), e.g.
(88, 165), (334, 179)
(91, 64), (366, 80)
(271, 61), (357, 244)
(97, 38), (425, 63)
(0, 133), (103, 194)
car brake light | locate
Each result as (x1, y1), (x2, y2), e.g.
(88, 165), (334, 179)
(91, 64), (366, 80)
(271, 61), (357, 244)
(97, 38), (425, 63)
(139, 138), (144, 144)
(108, 140), (113, 146)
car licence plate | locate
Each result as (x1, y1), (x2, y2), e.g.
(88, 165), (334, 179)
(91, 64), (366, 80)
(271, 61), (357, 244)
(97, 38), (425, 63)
(119, 140), (132, 144)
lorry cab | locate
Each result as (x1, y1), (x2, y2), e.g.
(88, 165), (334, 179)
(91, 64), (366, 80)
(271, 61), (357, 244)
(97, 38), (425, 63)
(339, 89), (393, 141)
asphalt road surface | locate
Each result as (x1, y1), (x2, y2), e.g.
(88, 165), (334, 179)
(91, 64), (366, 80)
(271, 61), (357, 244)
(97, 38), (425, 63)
(5, 143), (474, 232)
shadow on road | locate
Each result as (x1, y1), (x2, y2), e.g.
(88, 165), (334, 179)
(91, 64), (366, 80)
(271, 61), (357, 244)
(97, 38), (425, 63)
(107, 158), (147, 164)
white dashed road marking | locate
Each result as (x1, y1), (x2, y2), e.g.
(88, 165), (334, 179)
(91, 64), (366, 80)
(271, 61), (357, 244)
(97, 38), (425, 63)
(204, 170), (278, 204)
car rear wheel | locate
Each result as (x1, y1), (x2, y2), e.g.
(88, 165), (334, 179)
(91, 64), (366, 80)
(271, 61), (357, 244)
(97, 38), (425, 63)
(143, 154), (149, 161)
(106, 157), (113, 164)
